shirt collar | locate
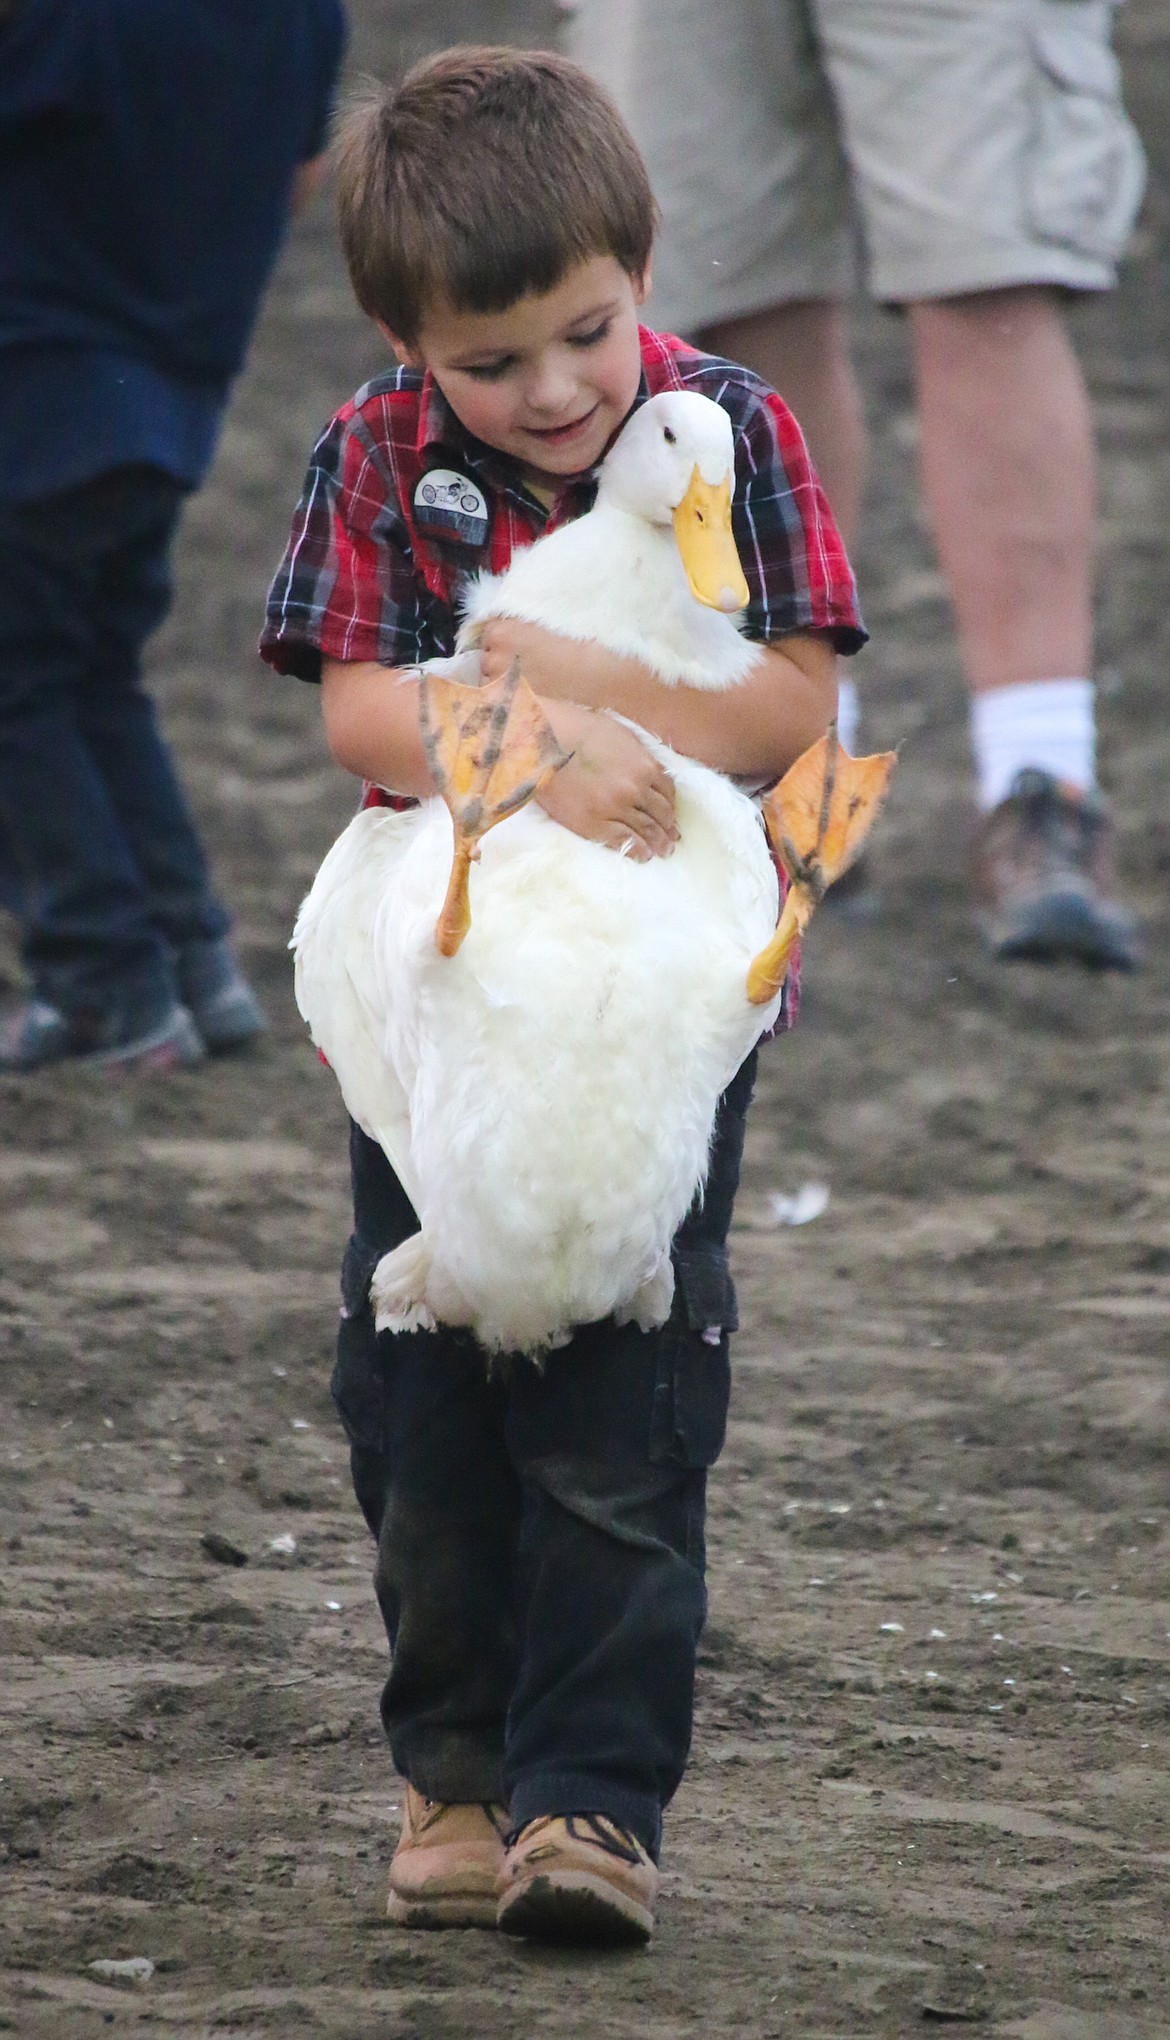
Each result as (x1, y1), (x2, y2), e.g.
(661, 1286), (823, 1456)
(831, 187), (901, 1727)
(416, 370), (460, 457)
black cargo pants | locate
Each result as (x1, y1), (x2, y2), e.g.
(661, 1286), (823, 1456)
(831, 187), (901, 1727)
(331, 1051), (757, 1860)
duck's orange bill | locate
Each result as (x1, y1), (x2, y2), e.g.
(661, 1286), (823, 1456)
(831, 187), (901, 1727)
(420, 658), (570, 957)
(746, 730), (896, 1005)
(672, 466), (750, 614)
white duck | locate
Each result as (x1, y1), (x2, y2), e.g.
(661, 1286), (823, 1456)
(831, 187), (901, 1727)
(293, 392), (890, 1356)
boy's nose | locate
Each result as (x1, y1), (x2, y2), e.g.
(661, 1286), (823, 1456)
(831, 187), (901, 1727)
(523, 357), (579, 416)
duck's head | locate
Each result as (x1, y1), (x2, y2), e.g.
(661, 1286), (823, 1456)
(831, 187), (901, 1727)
(596, 391), (751, 615)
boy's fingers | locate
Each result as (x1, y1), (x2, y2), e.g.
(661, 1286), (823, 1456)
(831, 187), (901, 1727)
(630, 806), (676, 857)
(602, 813), (673, 860)
(645, 769), (679, 822)
(604, 826), (653, 862)
(637, 784), (680, 838)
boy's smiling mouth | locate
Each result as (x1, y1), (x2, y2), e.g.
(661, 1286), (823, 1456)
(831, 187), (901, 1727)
(525, 405), (600, 444)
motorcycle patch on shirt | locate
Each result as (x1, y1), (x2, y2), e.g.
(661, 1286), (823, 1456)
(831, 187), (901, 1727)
(412, 468), (490, 552)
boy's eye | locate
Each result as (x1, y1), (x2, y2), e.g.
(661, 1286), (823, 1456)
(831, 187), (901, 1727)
(568, 319), (611, 349)
(462, 359), (513, 382)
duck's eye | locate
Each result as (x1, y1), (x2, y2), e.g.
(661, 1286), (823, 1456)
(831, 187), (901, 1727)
(663, 427), (677, 445)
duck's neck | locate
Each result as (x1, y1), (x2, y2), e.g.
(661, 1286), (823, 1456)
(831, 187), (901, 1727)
(465, 501), (761, 691)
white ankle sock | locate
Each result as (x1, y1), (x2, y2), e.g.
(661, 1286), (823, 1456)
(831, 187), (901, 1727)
(970, 678), (1096, 811)
(835, 676), (860, 755)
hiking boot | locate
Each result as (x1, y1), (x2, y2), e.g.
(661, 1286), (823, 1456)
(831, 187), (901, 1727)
(387, 1784), (508, 1929)
(496, 1813), (658, 1947)
(0, 994), (204, 1073)
(972, 769), (1143, 970)
(177, 937), (267, 1053)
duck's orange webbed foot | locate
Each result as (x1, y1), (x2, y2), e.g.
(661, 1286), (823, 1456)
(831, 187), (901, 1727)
(746, 724), (896, 1005)
(419, 657), (570, 957)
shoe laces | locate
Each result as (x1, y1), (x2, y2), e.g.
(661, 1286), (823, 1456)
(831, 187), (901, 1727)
(508, 1811), (647, 1864)
(1003, 769), (1105, 879)
(411, 1792), (508, 1840)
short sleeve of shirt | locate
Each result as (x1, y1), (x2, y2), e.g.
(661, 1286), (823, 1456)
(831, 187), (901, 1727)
(681, 355), (866, 654)
(262, 402), (432, 683)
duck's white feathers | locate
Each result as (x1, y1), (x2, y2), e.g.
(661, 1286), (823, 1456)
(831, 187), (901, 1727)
(294, 747), (779, 1353)
(459, 504), (761, 689)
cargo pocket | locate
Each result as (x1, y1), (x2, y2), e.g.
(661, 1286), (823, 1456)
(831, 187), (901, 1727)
(648, 1245), (737, 1470)
(1025, 1), (1145, 262)
(330, 1232), (387, 1454)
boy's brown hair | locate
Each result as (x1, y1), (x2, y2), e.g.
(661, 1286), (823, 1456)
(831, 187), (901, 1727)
(334, 45), (657, 345)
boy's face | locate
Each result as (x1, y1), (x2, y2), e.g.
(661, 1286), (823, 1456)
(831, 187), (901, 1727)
(387, 256), (649, 484)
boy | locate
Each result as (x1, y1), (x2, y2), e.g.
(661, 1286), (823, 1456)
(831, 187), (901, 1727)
(261, 46), (865, 1946)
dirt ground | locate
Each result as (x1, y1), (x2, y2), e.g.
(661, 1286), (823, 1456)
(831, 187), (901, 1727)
(3, 5), (1169, 2035)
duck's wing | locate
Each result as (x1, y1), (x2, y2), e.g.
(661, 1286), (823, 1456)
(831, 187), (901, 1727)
(292, 809), (420, 1206)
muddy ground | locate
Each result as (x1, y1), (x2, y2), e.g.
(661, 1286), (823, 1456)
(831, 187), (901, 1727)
(3, 4), (1169, 2035)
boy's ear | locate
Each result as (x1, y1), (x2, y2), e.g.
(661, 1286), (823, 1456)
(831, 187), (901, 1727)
(376, 318), (423, 369)
(633, 265), (652, 308)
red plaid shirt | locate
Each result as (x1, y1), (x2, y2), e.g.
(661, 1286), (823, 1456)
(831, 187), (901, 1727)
(261, 327), (868, 1028)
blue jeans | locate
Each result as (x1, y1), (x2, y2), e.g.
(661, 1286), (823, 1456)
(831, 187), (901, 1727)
(331, 1051), (758, 1860)
(0, 466), (228, 1013)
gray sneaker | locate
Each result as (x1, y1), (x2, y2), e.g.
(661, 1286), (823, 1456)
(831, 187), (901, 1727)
(0, 995), (204, 1073)
(972, 769), (1143, 970)
(177, 938), (267, 1053)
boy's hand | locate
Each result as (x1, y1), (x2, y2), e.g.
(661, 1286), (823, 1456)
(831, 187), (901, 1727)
(538, 702), (678, 861)
(476, 616), (622, 707)
(473, 621), (678, 857)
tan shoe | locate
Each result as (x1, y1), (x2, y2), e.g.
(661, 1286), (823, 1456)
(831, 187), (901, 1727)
(387, 1783), (508, 1929)
(496, 1813), (658, 1946)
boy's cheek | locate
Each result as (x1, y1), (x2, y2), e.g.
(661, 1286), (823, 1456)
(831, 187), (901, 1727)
(418, 369), (500, 445)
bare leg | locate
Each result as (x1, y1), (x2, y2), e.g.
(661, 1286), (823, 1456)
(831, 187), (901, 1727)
(697, 301), (868, 547)
(909, 287), (1095, 697)
(912, 288), (1139, 963)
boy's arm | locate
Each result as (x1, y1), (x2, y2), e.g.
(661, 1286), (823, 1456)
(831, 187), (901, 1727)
(320, 658), (680, 860)
(320, 661), (433, 797)
(474, 619), (837, 785)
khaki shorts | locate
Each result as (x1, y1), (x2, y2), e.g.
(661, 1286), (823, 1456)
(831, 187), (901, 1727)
(569, 0), (1146, 332)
